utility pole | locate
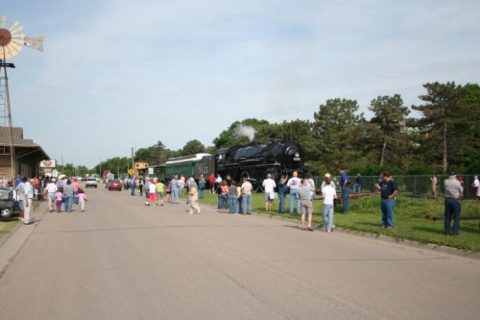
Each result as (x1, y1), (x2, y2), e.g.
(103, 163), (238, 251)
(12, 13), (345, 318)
(131, 147), (135, 174)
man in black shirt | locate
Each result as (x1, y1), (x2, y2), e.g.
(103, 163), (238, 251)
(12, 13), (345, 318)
(376, 172), (398, 229)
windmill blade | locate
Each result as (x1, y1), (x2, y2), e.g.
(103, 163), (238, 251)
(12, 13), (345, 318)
(9, 21), (22, 33)
(9, 42), (23, 54)
(0, 16), (6, 28)
(24, 36), (45, 51)
(5, 44), (22, 58)
(11, 35), (25, 46)
(10, 22), (23, 34)
(11, 28), (25, 38)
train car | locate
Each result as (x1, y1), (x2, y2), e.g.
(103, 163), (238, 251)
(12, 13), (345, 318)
(150, 164), (166, 181)
(216, 139), (305, 188)
(164, 153), (212, 179)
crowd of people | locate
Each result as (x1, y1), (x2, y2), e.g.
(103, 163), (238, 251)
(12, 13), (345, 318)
(123, 175), (201, 215)
(7, 175), (88, 225)
(7, 168), (476, 237)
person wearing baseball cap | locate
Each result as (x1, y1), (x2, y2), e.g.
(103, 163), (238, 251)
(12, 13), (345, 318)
(376, 172), (398, 229)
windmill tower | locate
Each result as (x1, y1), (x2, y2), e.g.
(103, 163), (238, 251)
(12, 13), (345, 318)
(0, 16), (44, 181)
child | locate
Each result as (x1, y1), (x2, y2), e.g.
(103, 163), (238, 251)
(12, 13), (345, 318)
(55, 188), (64, 213)
(156, 180), (165, 206)
(76, 189), (88, 212)
(148, 178), (157, 206)
(188, 184), (200, 214)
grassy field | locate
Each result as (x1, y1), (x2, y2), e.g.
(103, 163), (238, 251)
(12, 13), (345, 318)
(198, 192), (480, 252)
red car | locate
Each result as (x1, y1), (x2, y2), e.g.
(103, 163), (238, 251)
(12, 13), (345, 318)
(108, 180), (123, 191)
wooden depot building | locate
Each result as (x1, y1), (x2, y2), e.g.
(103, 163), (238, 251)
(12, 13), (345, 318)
(0, 126), (50, 179)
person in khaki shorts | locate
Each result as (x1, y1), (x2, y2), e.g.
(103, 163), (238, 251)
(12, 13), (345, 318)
(23, 178), (34, 225)
(298, 179), (313, 231)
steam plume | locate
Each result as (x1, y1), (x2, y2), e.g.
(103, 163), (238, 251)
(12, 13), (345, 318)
(235, 125), (255, 142)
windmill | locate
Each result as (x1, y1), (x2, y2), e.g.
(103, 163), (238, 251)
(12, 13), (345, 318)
(0, 16), (45, 181)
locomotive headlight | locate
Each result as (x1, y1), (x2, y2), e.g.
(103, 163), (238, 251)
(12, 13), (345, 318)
(294, 152), (301, 161)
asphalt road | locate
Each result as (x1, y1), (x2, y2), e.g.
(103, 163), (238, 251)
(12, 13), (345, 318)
(0, 186), (479, 320)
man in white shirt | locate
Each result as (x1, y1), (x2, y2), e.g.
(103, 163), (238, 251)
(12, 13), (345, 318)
(287, 171), (301, 214)
(23, 179), (34, 224)
(262, 174), (276, 211)
(322, 173), (337, 233)
(45, 178), (58, 213)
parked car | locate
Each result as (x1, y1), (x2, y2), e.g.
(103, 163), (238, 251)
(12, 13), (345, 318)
(108, 180), (123, 191)
(85, 178), (98, 188)
(0, 187), (17, 219)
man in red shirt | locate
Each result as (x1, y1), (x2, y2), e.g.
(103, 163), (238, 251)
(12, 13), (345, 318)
(208, 173), (216, 194)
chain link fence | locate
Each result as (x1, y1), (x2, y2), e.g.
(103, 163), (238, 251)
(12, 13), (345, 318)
(312, 174), (479, 199)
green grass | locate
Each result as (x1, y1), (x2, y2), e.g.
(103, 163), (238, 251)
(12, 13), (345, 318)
(199, 192), (480, 252)
(0, 220), (18, 238)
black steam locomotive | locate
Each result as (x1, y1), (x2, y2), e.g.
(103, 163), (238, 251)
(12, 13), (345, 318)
(215, 139), (306, 187)
(156, 139), (306, 190)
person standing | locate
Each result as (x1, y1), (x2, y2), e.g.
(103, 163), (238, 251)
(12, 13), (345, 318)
(322, 173), (337, 232)
(471, 176), (479, 200)
(156, 179), (166, 206)
(431, 175), (438, 197)
(376, 172), (398, 229)
(55, 188), (64, 213)
(198, 174), (206, 199)
(130, 176), (137, 196)
(262, 173), (276, 211)
(236, 182), (243, 214)
(64, 180), (74, 212)
(241, 176), (253, 214)
(72, 178), (80, 205)
(220, 181), (229, 213)
(45, 178), (57, 213)
(287, 171), (301, 214)
(23, 178), (34, 224)
(188, 183), (201, 214)
(76, 189), (87, 212)
(208, 173), (216, 194)
(321, 173), (337, 210)
(215, 173), (222, 192)
(171, 175), (180, 204)
(354, 173), (362, 193)
(339, 168), (349, 213)
(228, 180), (238, 214)
(444, 173), (463, 235)
(138, 178), (144, 196)
(306, 173), (316, 201)
(277, 175), (288, 214)
(298, 179), (313, 231)
(148, 178), (157, 206)
(16, 177), (26, 221)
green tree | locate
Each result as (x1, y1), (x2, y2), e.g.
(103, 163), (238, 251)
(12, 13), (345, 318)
(369, 94), (410, 167)
(411, 82), (467, 173)
(312, 98), (366, 171)
(93, 157), (131, 177)
(135, 141), (172, 165)
(179, 139), (206, 156)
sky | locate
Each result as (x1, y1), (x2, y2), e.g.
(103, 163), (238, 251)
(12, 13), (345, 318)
(3, 0), (480, 167)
